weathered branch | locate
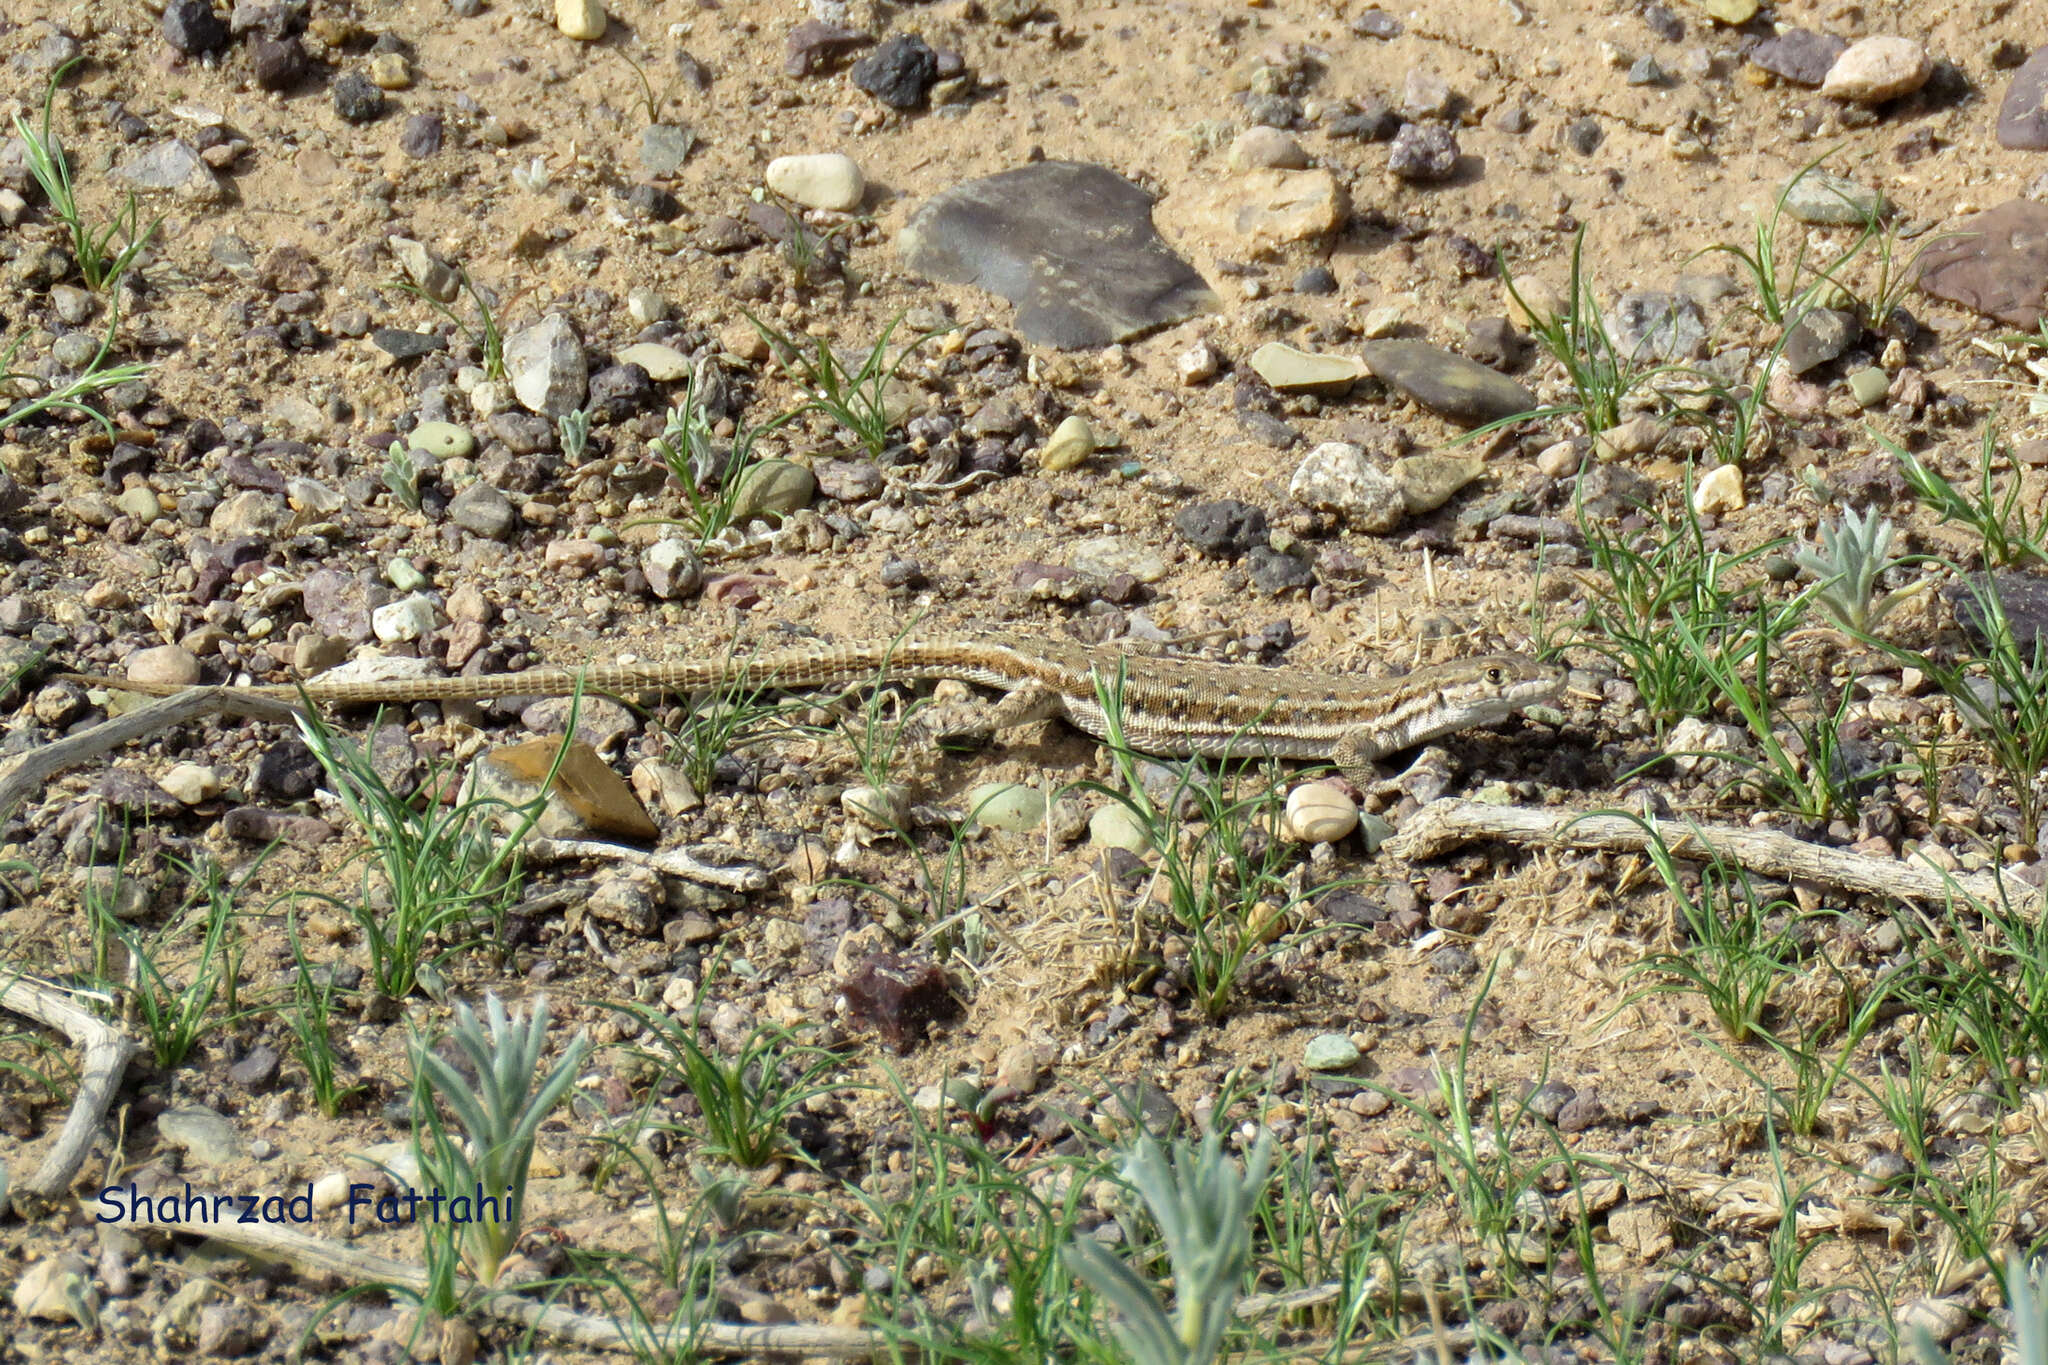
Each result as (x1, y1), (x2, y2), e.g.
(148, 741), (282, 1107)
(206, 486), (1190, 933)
(1388, 800), (2036, 912)
(520, 838), (768, 891)
(120, 1209), (878, 1357)
(0, 974), (137, 1213)
(0, 686), (303, 824)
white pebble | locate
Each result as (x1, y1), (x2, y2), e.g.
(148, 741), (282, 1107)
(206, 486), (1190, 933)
(1176, 340), (1220, 385)
(371, 594), (441, 644)
(554, 0), (606, 39)
(1282, 783), (1360, 843)
(1691, 463), (1745, 516)
(765, 153), (866, 212)
(160, 762), (222, 805)
(1820, 36), (1930, 104)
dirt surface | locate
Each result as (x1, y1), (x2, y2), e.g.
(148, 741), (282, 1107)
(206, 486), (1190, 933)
(3, 0), (2048, 1359)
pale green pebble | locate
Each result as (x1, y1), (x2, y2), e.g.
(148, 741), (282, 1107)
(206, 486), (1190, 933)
(589, 525), (620, 547)
(731, 459), (815, 521)
(1088, 804), (1152, 852)
(1116, 460), (1144, 479)
(1037, 415), (1095, 472)
(1356, 813), (1394, 856)
(409, 420), (476, 458)
(386, 557), (428, 591)
(1472, 781), (1518, 806)
(114, 487), (161, 522)
(1848, 366), (1889, 408)
(968, 782), (1048, 832)
(614, 342), (692, 382)
(1302, 1033), (1361, 1072)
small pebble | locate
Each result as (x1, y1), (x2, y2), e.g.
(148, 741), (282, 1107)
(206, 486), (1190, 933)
(1088, 804), (1152, 852)
(128, 645), (202, 687)
(554, 0), (606, 39)
(1176, 341), (1220, 385)
(1303, 1033), (1362, 1071)
(1848, 366), (1890, 407)
(368, 52), (412, 89)
(1692, 463), (1744, 515)
(1038, 414), (1095, 471)
(1821, 35), (1931, 104)
(331, 72), (387, 123)
(967, 782), (1048, 832)
(1228, 126), (1309, 171)
(842, 783), (911, 831)
(409, 420), (475, 457)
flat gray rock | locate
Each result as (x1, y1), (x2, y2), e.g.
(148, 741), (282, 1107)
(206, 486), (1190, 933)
(898, 161), (1218, 349)
(1361, 340), (1536, 424)
(1749, 28), (1846, 86)
(1915, 199), (2048, 327)
(1612, 291), (1708, 361)
(1781, 307), (1859, 374)
(1947, 571), (2048, 653)
(1780, 170), (1887, 226)
(1999, 45), (2048, 149)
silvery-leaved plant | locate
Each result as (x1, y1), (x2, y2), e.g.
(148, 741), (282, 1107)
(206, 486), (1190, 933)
(1064, 1128), (1273, 1365)
(410, 993), (589, 1287)
(1792, 505), (1904, 634)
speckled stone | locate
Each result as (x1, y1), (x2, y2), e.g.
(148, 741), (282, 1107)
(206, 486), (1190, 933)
(899, 161), (1218, 349)
(1998, 45), (2048, 149)
(1361, 340), (1536, 424)
(1914, 200), (2048, 327)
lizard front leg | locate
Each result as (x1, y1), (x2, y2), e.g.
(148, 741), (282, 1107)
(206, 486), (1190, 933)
(1333, 726), (1389, 788)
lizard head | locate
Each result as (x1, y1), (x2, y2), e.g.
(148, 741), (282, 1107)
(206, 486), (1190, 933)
(1432, 653), (1566, 725)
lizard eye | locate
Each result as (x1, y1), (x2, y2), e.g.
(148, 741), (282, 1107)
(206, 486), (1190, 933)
(1486, 666), (1503, 684)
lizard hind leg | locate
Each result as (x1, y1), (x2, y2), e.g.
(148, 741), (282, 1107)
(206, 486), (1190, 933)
(915, 681), (1065, 751)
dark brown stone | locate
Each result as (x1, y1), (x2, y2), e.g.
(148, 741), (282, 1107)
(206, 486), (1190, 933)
(783, 20), (870, 77)
(1749, 28), (1846, 86)
(1914, 199), (2048, 327)
(841, 952), (958, 1050)
(1998, 44), (2048, 148)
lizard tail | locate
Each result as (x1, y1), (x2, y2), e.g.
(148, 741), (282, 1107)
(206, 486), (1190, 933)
(56, 672), (291, 699)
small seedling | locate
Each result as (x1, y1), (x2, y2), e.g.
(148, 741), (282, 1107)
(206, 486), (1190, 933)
(557, 406), (592, 463)
(390, 264), (510, 381)
(838, 630), (932, 794)
(382, 443), (425, 512)
(657, 641), (811, 792)
(1068, 665), (1343, 1021)
(745, 309), (931, 459)
(1889, 424), (2048, 570)
(1703, 157), (1860, 330)
(14, 58), (161, 293)
(1619, 815), (1804, 1044)
(643, 367), (798, 547)
(92, 854), (252, 1069)
(285, 916), (366, 1119)
(1, 312), (152, 435)
(292, 704), (570, 998)
(611, 988), (842, 1170)
(613, 48), (673, 127)
(1861, 570), (2048, 843)
(410, 993), (589, 1286)
(1495, 227), (1676, 437)
(1377, 964), (1595, 1282)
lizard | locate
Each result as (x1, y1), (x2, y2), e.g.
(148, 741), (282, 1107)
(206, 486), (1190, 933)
(62, 631), (1566, 785)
